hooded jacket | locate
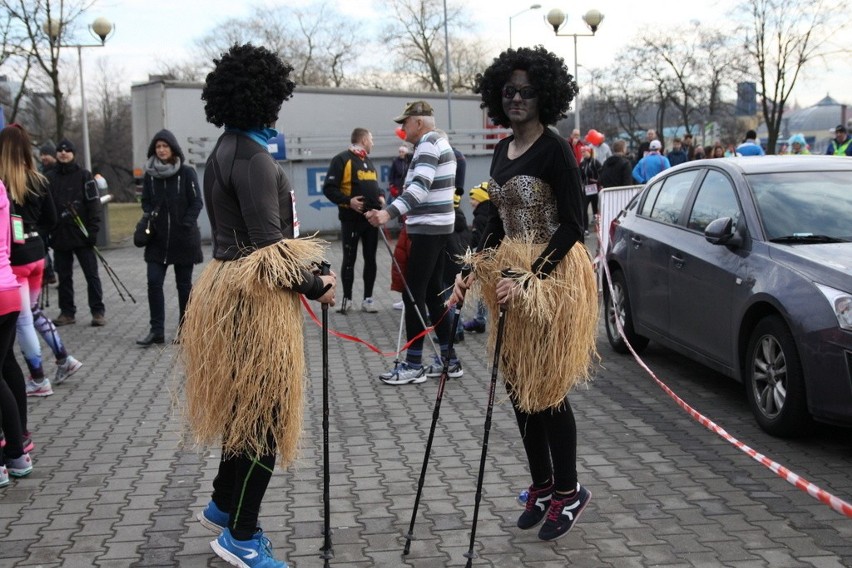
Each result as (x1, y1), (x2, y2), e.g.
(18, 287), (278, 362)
(141, 129), (204, 265)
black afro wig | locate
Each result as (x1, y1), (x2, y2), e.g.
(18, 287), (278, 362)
(202, 43), (296, 130)
(474, 46), (577, 128)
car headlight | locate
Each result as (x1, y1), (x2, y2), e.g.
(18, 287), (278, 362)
(815, 283), (852, 331)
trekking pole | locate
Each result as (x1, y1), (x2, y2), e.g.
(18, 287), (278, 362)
(464, 269), (514, 567)
(377, 226), (441, 359)
(66, 204), (136, 303)
(318, 260), (334, 566)
(404, 290), (466, 555)
(391, 303), (406, 374)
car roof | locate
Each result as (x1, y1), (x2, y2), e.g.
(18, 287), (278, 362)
(667, 155), (852, 176)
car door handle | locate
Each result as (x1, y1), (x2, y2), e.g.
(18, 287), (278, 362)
(630, 236), (642, 247)
(671, 254), (685, 269)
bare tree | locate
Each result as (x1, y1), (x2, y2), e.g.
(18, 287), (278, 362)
(89, 58), (134, 200)
(739, 0), (845, 153)
(379, 0), (483, 92)
(2, 0), (96, 140)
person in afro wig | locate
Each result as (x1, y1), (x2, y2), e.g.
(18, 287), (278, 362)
(183, 43), (336, 568)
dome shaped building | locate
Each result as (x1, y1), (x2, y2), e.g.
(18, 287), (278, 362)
(759, 95), (851, 154)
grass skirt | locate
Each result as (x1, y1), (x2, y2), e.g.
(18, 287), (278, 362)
(177, 239), (325, 467)
(466, 238), (599, 412)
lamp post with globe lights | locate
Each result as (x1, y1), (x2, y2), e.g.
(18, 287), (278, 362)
(545, 8), (604, 134)
(43, 16), (114, 172)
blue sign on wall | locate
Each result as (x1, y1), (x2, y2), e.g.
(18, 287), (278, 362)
(306, 167), (326, 195)
(380, 165), (390, 184)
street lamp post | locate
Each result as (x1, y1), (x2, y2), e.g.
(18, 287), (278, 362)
(509, 4), (542, 48)
(43, 17), (114, 172)
(545, 8), (604, 134)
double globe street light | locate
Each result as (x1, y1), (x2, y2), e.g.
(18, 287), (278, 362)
(43, 17), (115, 173)
(545, 8), (604, 134)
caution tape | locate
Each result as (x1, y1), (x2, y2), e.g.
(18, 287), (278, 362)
(597, 223), (852, 518)
(300, 294), (449, 358)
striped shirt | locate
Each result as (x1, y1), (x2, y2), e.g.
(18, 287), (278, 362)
(386, 131), (456, 235)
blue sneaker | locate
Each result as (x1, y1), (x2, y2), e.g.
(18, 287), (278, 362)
(211, 528), (288, 568)
(197, 500), (229, 533)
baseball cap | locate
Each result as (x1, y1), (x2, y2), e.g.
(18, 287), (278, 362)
(835, 124), (847, 133)
(649, 140), (662, 150)
(393, 100), (434, 124)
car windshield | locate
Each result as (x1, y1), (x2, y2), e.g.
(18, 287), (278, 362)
(745, 171), (852, 241)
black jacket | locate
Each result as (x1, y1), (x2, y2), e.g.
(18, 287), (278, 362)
(322, 149), (382, 223)
(141, 165), (204, 266)
(47, 161), (100, 251)
(10, 178), (57, 266)
(599, 155), (635, 188)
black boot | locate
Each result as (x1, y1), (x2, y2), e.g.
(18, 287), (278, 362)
(137, 332), (165, 346)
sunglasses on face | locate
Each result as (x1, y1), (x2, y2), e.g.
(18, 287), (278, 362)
(501, 85), (537, 100)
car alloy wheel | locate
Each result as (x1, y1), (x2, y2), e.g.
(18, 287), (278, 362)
(603, 269), (648, 354)
(745, 315), (810, 437)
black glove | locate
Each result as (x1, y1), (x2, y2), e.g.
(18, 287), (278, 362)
(86, 233), (98, 246)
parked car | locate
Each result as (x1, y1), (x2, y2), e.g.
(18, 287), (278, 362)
(604, 156), (852, 437)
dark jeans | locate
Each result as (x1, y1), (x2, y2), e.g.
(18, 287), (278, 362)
(340, 220), (378, 300)
(211, 430), (276, 541)
(403, 232), (454, 365)
(54, 247), (104, 316)
(511, 393), (578, 493)
(147, 262), (193, 336)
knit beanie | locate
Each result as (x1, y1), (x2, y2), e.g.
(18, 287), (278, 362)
(40, 141), (56, 156)
(56, 138), (76, 153)
(469, 182), (490, 203)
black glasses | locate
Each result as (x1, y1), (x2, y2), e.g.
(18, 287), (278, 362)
(501, 85), (537, 100)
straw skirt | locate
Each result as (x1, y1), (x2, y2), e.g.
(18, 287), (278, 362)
(178, 239), (325, 467)
(467, 238), (598, 412)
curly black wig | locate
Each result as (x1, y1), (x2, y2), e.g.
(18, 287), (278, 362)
(202, 43), (296, 130)
(474, 46), (577, 128)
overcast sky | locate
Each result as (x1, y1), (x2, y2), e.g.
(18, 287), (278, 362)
(88, 0), (849, 110)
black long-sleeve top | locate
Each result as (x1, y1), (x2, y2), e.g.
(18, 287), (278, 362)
(203, 131), (325, 299)
(478, 128), (584, 277)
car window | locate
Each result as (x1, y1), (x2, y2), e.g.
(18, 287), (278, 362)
(687, 170), (741, 232)
(638, 180), (663, 216)
(648, 170), (699, 225)
(746, 171), (852, 240)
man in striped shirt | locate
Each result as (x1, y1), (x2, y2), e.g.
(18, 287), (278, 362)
(366, 100), (463, 385)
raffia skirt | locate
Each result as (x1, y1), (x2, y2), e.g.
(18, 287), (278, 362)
(466, 237), (599, 412)
(177, 239), (325, 467)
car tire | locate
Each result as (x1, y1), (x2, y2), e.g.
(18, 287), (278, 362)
(604, 269), (649, 355)
(745, 315), (811, 437)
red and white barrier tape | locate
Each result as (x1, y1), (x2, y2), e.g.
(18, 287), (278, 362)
(597, 224), (852, 518)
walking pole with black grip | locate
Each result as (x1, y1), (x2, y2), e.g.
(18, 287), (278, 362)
(376, 225), (441, 359)
(318, 260), (334, 566)
(463, 269), (514, 567)
(66, 203), (136, 303)
(403, 266), (469, 555)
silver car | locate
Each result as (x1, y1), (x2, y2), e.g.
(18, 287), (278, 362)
(604, 156), (852, 436)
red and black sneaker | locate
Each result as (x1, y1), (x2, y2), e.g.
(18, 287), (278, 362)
(517, 482), (553, 530)
(538, 484), (592, 541)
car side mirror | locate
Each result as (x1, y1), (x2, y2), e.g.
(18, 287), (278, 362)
(705, 217), (742, 247)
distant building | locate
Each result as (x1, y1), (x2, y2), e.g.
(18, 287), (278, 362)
(758, 95), (850, 154)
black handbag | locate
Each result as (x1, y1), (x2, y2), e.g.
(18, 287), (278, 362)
(133, 206), (159, 247)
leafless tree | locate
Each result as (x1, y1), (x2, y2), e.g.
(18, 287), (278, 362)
(2, 0), (96, 140)
(88, 58), (134, 200)
(379, 0), (486, 93)
(738, 0), (846, 153)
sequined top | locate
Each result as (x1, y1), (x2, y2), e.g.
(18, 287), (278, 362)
(479, 128), (585, 277)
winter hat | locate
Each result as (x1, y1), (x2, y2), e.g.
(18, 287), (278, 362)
(649, 140), (662, 151)
(146, 129), (185, 162)
(40, 141), (56, 156)
(56, 138), (75, 153)
(469, 182), (490, 203)
(788, 133), (807, 146)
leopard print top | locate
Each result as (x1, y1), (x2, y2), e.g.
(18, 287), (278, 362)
(487, 175), (559, 243)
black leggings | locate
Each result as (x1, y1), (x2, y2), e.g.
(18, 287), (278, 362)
(211, 430), (277, 541)
(0, 311), (25, 460)
(403, 233), (453, 365)
(511, 393), (578, 493)
(340, 220), (378, 300)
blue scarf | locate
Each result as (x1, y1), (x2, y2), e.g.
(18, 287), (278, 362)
(226, 126), (279, 149)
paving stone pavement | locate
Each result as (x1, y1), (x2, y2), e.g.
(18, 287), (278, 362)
(1, 237), (851, 567)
